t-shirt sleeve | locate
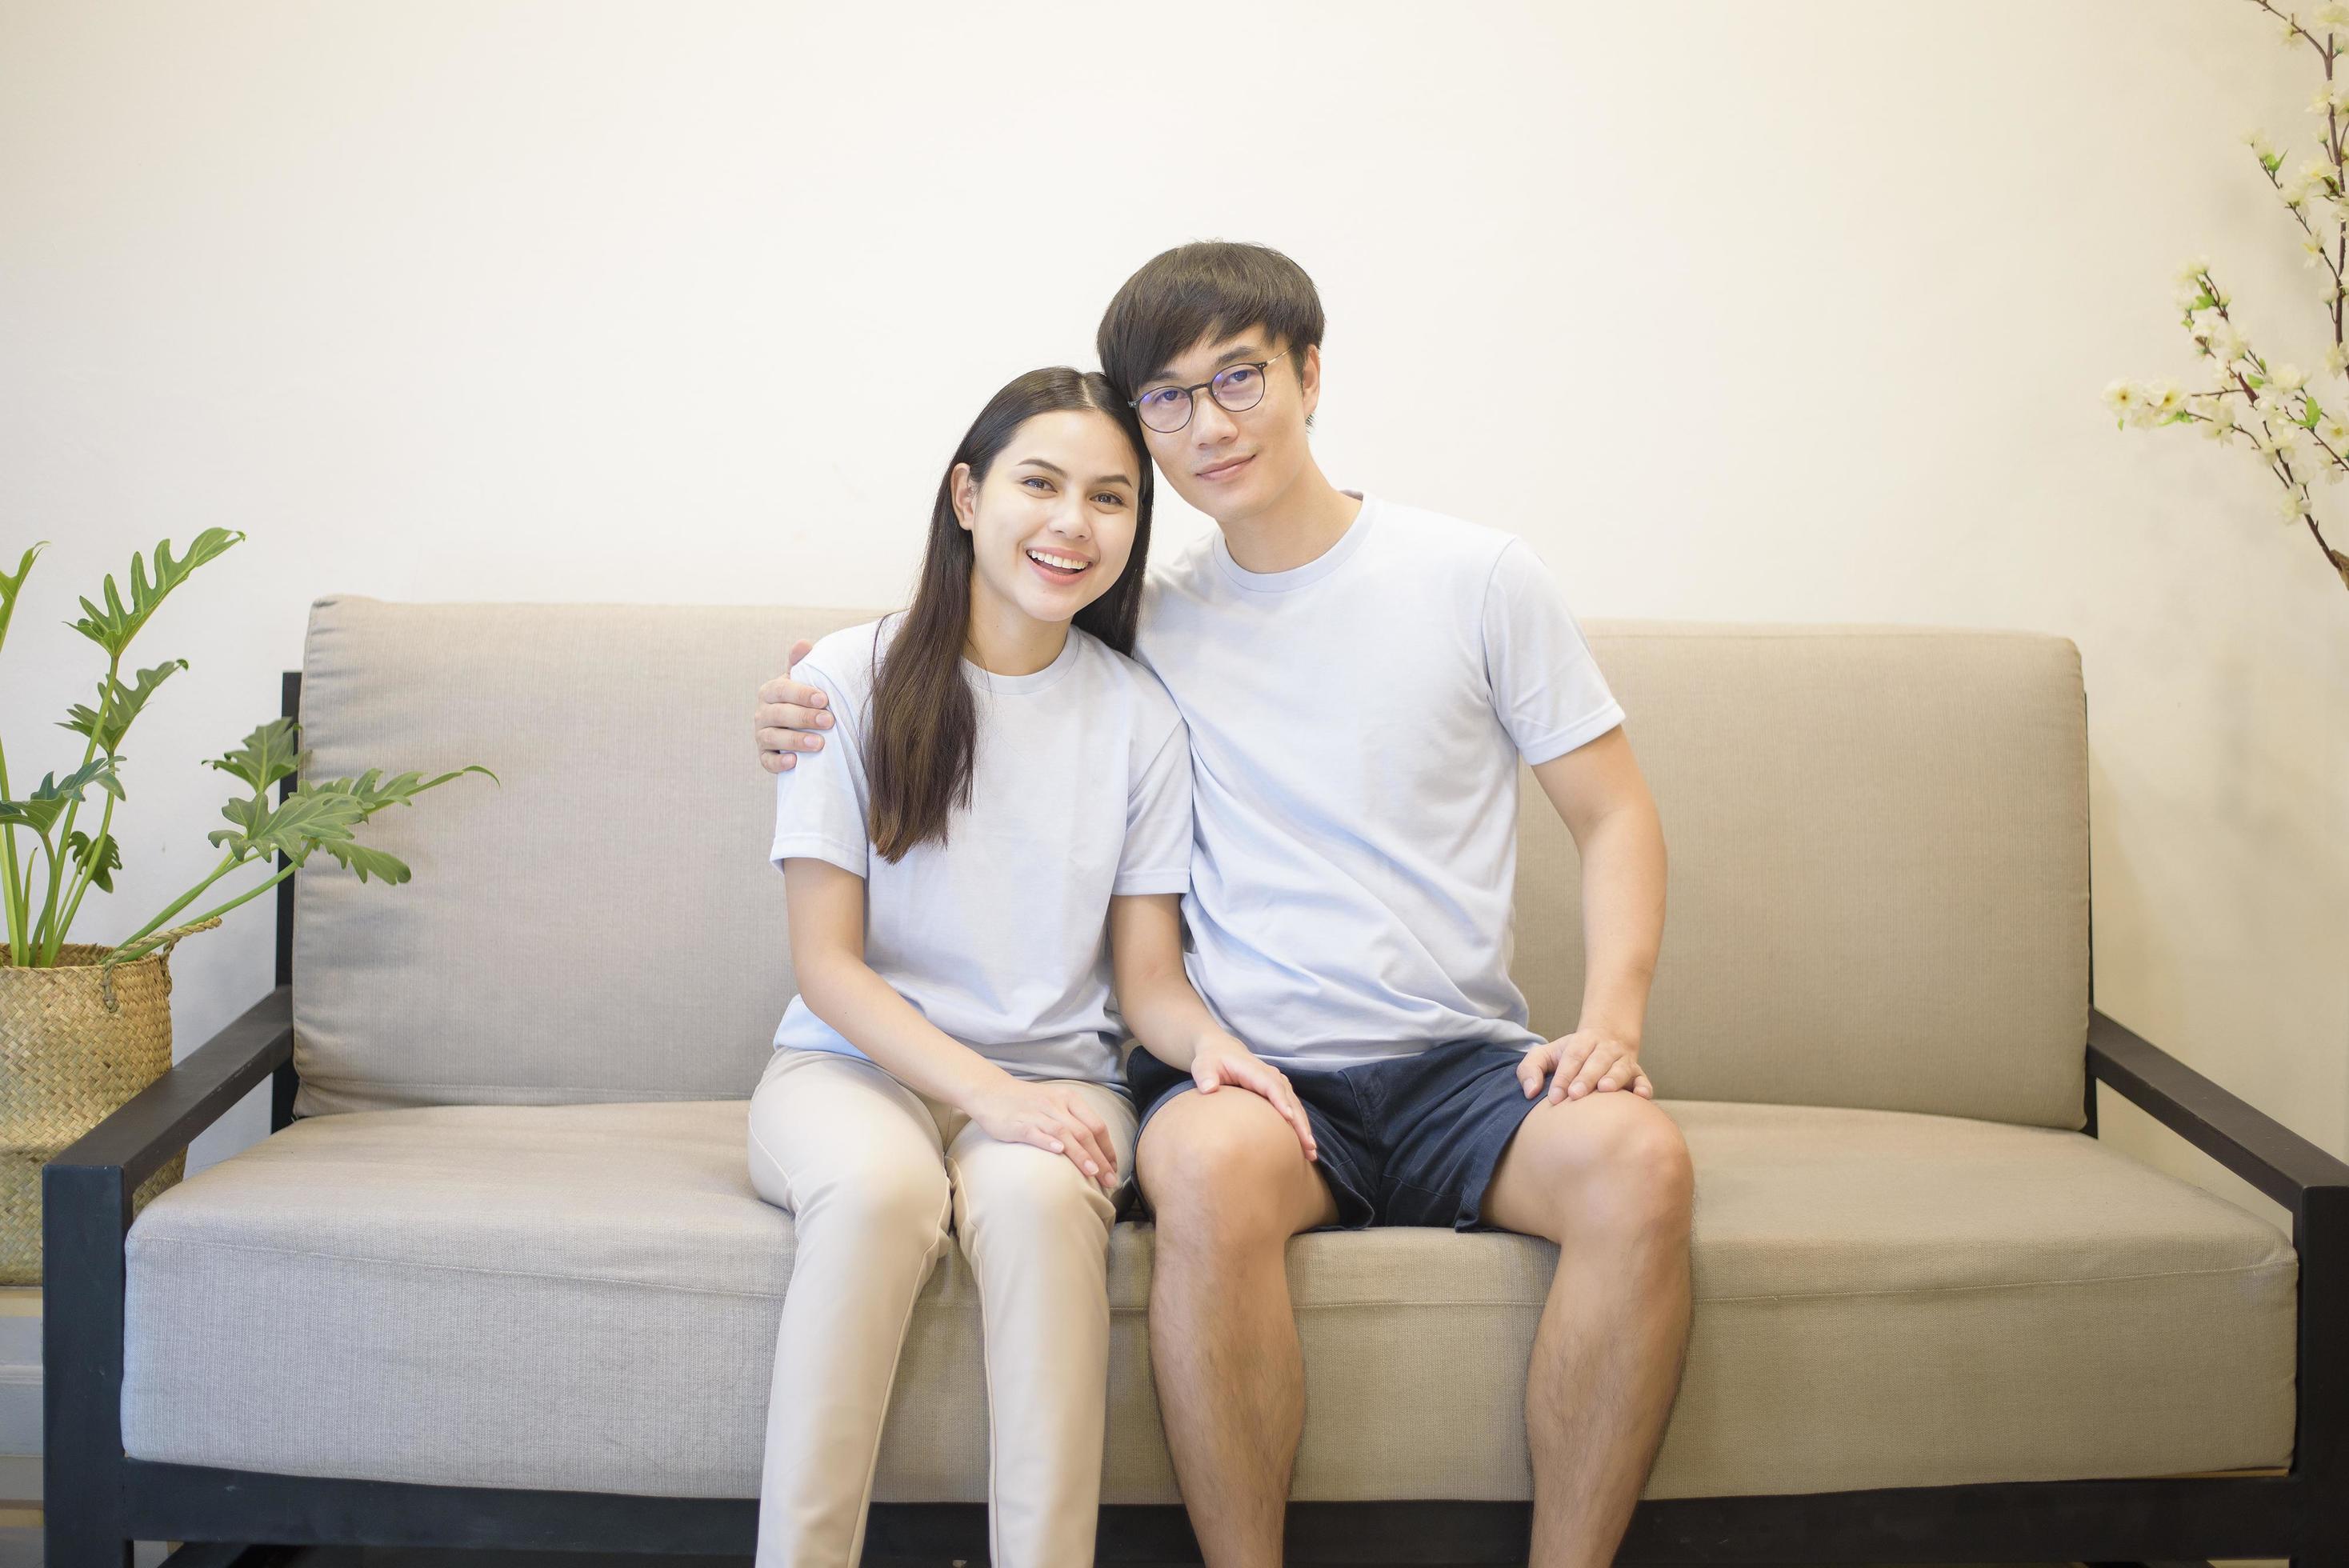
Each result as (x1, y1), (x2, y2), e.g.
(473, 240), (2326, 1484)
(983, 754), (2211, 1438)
(1114, 714), (1194, 896)
(1481, 538), (1626, 764)
(769, 660), (870, 879)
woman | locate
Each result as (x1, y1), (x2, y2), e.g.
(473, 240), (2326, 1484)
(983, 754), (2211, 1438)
(745, 366), (1314, 1568)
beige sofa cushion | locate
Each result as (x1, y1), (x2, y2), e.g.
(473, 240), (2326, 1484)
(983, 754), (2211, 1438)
(291, 600), (2089, 1129)
(122, 1097), (2292, 1502)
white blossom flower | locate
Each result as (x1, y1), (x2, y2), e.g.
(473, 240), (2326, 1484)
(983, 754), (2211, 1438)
(2249, 128), (2281, 161)
(2145, 379), (2187, 417)
(2176, 254), (2215, 286)
(2305, 234), (2331, 266)
(2188, 314), (2219, 342)
(2103, 378), (2142, 419)
(2320, 412), (2349, 446)
(2323, 0), (2349, 25)
(2285, 14), (2305, 46)
(2275, 362), (2310, 393)
(2281, 485), (2311, 521)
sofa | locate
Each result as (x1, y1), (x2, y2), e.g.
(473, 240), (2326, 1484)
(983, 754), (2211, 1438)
(46, 596), (2349, 1565)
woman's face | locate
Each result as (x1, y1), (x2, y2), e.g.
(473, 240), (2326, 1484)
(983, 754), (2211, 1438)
(953, 408), (1142, 628)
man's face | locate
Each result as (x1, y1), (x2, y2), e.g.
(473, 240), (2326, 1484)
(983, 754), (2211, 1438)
(1131, 324), (1318, 527)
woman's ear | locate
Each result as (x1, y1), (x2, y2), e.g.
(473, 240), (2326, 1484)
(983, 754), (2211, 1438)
(950, 462), (978, 532)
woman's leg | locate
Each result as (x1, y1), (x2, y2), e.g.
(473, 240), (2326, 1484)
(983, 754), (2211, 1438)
(746, 1047), (953, 1568)
(942, 1080), (1140, 1568)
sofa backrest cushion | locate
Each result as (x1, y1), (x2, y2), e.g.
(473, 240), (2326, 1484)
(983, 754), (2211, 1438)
(292, 600), (2087, 1128)
(1511, 623), (2087, 1130)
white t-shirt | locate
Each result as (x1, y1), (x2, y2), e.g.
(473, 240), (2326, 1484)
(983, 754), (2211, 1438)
(769, 614), (1192, 1089)
(1132, 490), (1624, 1072)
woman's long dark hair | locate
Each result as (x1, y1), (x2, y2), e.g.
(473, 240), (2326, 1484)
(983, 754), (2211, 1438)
(866, 366), (1154, 862)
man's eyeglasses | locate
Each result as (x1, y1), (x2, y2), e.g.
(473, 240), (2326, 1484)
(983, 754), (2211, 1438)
(1129, 350), (1290, 434)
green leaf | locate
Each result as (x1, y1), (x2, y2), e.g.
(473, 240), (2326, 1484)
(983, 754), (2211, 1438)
(206, 788), (366, 864)
(64, 830), (121, 893)
(0, 757), (124, 835)
(303, 762), (499, 816)
(62, 659), (188, 754)
(316, 840), (412, 884)
(0, 542), (45, 661)
(203, 717), (307, 796)
(68, 529), (244, 658)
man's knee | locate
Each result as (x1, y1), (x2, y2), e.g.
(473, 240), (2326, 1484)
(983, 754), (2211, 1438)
(1508, 1095), (1694, 1242)
(1138, 1090), (1319, 1251)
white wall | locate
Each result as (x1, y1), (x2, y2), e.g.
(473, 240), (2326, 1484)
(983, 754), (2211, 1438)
(2, 0), (2343, 1222)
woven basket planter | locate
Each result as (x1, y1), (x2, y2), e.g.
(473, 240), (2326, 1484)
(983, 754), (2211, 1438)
(0, 938), (200, 1285)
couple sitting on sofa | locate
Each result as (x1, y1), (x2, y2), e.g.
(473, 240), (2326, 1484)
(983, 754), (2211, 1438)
(742, 240), (1691, 1568)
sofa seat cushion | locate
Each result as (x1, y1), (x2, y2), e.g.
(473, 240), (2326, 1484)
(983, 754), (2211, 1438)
(120, 1096), (2296, 1502)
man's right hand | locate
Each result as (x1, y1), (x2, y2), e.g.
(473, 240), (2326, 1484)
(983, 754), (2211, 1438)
(755, 638), (832, 773)
(1191, 1034), (1319, 1162)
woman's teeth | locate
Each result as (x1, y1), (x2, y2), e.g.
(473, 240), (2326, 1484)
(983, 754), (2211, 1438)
(1026, 549), (1089, 577)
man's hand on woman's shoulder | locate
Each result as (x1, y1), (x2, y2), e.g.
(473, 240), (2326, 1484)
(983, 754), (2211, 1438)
(754, 637), (833, 773)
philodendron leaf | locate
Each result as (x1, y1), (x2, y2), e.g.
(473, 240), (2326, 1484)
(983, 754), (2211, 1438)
(316, 840), (412, 884)
(0, 757), (125, 835)
(62, 659), (189, 753)
(304, 763), (500, 816)
(65, 830), (122, 893)
(204, 717), (307, 797)
(206, 789), (366, 865)
(295, 764), (494, 879)
(0, 542), (45, 658)
(70, 528), (244, 658)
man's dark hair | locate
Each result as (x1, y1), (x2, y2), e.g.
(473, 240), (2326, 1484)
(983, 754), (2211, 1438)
(1096, 241), (1326, 404)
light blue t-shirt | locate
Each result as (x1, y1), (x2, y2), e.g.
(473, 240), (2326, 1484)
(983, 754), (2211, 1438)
(769, 614), (1192, 1089)
(1132, 490), (1625, 1072)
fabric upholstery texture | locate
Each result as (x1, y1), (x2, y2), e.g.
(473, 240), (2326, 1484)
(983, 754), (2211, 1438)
(122, 1096), (2293, 1499)
(114, 600), (2259, 1504)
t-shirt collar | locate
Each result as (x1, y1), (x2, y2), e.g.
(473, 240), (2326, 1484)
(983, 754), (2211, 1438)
(1211, 490), (1375, 594)
(963, 623), (1086, 696)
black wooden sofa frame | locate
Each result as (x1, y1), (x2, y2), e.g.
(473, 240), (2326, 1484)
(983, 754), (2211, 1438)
(43, 672), (2349, 1566)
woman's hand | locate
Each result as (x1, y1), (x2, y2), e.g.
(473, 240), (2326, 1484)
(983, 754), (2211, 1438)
(1191, 1034), (1318, 1162)
(968, 1077), (1123, 1191)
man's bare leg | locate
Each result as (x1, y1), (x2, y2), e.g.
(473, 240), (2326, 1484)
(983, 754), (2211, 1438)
(1136, 1087), (1340, 1568)
(1483, 1090), (1695, 1568)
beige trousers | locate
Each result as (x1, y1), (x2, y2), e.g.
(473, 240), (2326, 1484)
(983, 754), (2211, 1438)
(745, 1045), (1138, 1568)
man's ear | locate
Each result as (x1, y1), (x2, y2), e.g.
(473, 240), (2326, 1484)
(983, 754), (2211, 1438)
(950, 462), (978, 531)
(1299, 342), (1321, 430)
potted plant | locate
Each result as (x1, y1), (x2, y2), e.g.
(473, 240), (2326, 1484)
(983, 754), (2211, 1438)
(0, 530), (490, 1283)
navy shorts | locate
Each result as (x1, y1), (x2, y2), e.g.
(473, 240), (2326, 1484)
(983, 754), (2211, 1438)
(1124, 1038), (1544, 1232)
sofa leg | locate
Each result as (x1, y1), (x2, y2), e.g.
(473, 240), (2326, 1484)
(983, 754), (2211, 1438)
(46, 1160), (134, 1568)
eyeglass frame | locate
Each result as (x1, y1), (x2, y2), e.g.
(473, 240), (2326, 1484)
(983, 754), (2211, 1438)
(1127, 350), (1291, 434)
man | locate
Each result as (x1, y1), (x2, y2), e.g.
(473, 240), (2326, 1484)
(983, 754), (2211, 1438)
(754, 241), (1689, 1568)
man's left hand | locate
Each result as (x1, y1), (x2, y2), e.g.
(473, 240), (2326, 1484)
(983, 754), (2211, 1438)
(1518, 1026), (1654, 1103)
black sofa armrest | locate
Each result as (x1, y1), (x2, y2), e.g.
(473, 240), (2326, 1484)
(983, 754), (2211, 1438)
(44, 982), (292, 1550)
(48, 983), (293, 1201)
(2087, 1005), (2349, 1209)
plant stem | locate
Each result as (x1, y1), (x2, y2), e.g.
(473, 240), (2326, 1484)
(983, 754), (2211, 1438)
(114, 849), (243, 954)
(0, 733), (23, 962)
(42, 654), (120, 958)
(113, 862), (292, 964)
(47, 789), (116, 964)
